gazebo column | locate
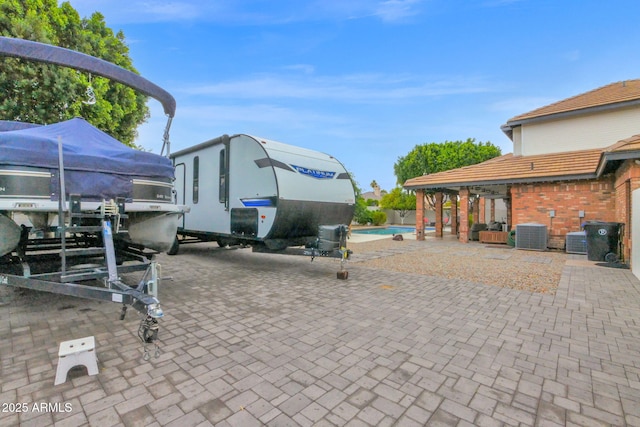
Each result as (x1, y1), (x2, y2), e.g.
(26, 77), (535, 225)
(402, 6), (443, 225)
(415, 189), (425, 241)
(450, 193), (458, 235)
(458, 188), (470, 243)
(505, 187), (512, 231)
(472, 196), (480, 225)
(490, 199), (496, 222)
(435, 192), (443, 238)
(479, 197), (486, 224)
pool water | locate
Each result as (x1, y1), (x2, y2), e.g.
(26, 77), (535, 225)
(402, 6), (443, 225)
(353, 226), (433, 235)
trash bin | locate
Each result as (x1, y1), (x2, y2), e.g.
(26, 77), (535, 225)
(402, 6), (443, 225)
(583, 221), (622, 262)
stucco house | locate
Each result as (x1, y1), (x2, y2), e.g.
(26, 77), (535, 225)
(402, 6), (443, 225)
(403, 79), (640, 275)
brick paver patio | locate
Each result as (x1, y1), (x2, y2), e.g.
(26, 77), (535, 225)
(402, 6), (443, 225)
(1, 240), (639, 426)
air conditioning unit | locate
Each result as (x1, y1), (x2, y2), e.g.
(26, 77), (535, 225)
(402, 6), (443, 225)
(515, 223), (548, 251)
(565, 231), (587, 254)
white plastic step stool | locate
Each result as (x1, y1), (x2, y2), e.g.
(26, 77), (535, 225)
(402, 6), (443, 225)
(54, 336), (99, 385)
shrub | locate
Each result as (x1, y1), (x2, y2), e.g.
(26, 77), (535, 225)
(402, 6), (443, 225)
(370, 210), (387, 226)
(354, 198), (372, 224)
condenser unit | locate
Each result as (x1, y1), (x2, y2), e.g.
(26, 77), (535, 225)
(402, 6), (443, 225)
(565, 231), (587, 254)
(515, 223), (548, 251)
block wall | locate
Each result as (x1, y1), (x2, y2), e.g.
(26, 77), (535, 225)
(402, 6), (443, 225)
(510, 176), (616, 249)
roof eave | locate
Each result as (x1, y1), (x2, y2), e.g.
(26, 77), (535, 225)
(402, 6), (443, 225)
(506, 98), (640, 128)
(597, 149), (640, 176)
(500, 124), (513, 141)
(404, 173), (598, 191)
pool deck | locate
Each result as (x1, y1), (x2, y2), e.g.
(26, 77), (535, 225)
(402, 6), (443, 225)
(349, 225), (437, 243)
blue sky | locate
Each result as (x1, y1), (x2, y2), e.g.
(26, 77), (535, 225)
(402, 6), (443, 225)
(65, 0), (640, 193)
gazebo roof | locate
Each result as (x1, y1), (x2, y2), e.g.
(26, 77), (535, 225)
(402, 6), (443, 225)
(403, 136), (640, 197)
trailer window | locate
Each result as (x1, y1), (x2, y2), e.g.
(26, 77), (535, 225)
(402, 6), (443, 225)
(193, 156), (199, 204)
(219, 149), (228, 205)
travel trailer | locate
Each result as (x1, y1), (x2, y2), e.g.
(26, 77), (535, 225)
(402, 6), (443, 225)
(169, 134), (355, 260)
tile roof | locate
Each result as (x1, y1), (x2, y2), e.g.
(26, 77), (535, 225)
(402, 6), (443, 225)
(605, 134), (640, 153)
(506, 79), (640, 123)
(403, 149), (603, 190)
(405, 78), (640, 193)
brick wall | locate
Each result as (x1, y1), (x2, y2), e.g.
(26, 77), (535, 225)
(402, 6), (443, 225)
(510, 176), (616, 249)
(614, 160), (640, 263)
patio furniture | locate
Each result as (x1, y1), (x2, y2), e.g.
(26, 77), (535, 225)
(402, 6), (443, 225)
(479, 230), (508, 244)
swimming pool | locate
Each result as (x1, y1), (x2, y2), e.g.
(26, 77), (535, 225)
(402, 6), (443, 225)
(352, 226), (433, 235)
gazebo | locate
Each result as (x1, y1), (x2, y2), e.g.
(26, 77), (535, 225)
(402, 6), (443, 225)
(404, 141), (638, 250)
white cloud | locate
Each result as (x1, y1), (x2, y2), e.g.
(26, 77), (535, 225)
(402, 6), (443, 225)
(488, 96), (556, 115)
(63, 0), (200, 23)
(282, 64), (316, 74)
(562, 50), (581, 62)
(65, 0), (426, 24)
(138, 1), (201, 20)
(481, 0), (525, 6)
(178, 73), (493, 103)
(177, 103), (342, 126)
(375, 0), (423, 22)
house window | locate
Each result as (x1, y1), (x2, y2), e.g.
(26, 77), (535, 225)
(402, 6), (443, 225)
(193, 156), (199, 204)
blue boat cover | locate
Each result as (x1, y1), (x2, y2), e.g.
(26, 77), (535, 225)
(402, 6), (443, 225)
(0, 120), (41, 132)
(0, 117), (173, 179)
(0, 118), (173, 201)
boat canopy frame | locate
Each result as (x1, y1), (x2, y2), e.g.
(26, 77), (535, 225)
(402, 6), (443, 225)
(0, 36), (176, 155)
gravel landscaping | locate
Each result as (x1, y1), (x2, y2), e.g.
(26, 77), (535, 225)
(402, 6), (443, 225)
(346, 235), (568, 294)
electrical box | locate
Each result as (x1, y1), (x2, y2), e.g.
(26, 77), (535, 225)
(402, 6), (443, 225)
(516, 223), (548, 251)
(566, 231), (587, 254)
(549, 210), (555, 218)
(578, 210), (585, 218)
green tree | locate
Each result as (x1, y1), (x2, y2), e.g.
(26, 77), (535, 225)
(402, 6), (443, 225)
(394, 138), (501, 209)
(394, 138), (501, 184)
(380, 187), (416, 225)
(347, 172), (371, 224)
(0, 0), (149, 146)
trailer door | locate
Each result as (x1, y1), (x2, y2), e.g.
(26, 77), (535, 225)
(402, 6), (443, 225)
(174, 162), (186, 227)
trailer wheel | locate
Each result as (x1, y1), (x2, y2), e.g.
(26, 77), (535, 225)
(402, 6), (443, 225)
(604, 252), (619, 263)
(166, 236), (180, 255)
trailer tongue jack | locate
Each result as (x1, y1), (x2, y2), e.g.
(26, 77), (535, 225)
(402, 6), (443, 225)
(251, 224), (352, 279)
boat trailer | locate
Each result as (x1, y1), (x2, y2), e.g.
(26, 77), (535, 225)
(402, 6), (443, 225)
(0, 36), (179, 360)
(0, 197), (165, 360)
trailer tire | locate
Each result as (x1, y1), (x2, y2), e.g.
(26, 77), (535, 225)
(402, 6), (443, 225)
(166, 236), (180, 255)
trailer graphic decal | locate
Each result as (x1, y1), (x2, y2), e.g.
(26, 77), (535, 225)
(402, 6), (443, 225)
(241, 197), (276, 207)
(254, 158), (294, 171)
(290, 165), (336, 179)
